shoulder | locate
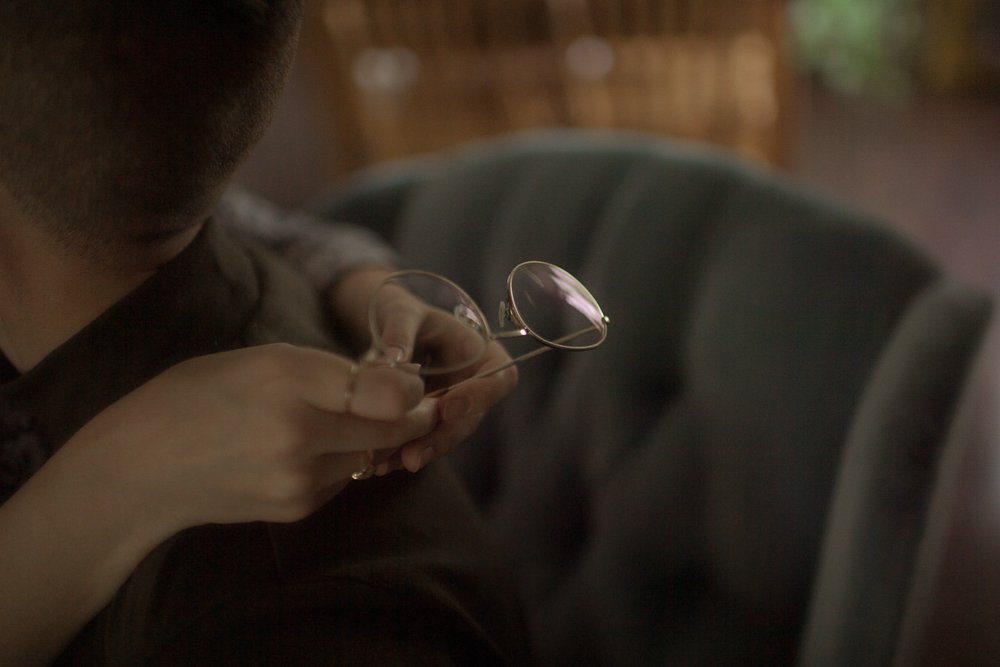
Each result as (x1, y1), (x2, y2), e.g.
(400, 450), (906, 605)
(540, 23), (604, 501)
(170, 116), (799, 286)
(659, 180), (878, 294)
(206, 217), (337, 351)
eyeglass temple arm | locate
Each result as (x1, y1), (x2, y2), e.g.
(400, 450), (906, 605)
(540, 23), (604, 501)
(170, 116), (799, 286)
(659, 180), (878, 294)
(491, 329), (529, 340)
(424, 345), (551, 397)
(425, 324), (603, 397)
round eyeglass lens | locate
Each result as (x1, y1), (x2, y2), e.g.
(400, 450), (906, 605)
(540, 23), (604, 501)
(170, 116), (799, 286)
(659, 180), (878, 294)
(507, 262), (607, 349)
(369, 271), (489, 375)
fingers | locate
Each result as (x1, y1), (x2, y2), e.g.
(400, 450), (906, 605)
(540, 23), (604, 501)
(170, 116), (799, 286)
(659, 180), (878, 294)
(246, 334), (514, 483)
(396, 410), (483, 473)
(379, 344), (517, 475)
(344, 364), (425, 419)
(437, 342), (519, 422)
(258, 344), (424, 421)
(339, 399), (438, 453)
(401, 343), (517, 473)
(419, 309), (489, 370)
(300, 397), (439, 456)
(252, 400), (438, 518)
(372, 284), (427, 363)
(372, 291), (422, 364)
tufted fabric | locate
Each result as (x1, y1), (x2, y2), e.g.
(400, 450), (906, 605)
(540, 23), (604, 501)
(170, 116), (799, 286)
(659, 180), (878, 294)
(317, 130), (993, 666)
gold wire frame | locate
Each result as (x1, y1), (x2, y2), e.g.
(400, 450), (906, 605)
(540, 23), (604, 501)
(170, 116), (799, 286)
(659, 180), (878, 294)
(502, 260), (609, 352)
(368, 262), (609, 382)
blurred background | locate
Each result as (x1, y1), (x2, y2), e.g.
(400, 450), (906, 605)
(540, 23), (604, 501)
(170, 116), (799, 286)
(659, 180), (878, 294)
(237, 0), (1000, 295)
(234, 2), (1000, 662)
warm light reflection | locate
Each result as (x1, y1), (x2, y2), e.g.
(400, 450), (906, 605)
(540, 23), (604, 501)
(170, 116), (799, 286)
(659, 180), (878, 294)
(351, 47), (420, 94)
(565, 35), (616, 81)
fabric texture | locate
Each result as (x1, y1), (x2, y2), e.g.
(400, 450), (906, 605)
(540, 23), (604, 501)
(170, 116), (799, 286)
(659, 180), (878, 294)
(217, 187), (400, 292)
(0, 220), (527, 665)
(316, 129), (993, 666)
(0, 395), (43, 504)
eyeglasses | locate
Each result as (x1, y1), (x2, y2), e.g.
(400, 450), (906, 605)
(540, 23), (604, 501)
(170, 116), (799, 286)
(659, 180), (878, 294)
(367, 261), (609, 391)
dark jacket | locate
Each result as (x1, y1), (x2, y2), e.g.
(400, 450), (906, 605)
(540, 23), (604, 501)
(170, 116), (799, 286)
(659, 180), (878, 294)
(0, 220), (528, 665)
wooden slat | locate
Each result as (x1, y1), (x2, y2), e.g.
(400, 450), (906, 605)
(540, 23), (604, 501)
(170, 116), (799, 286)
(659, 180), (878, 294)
(303, 0), (796, 175)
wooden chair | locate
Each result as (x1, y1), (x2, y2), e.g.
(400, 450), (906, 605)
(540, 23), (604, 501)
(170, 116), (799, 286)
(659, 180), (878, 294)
(301, 0), (795, 176)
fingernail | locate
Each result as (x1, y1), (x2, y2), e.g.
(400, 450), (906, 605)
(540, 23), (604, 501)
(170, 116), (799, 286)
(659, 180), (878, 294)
(416, 447), (436, 471)
(365, 346), (406, 368)
(442, 397), (470, 422)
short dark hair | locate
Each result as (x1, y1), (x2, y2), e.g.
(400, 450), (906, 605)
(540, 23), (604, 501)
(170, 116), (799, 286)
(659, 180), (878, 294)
(0, 1), (305, 261)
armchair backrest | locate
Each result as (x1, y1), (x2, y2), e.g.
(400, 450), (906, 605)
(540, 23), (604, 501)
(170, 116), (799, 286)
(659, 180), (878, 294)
(318, 130), (993, 666)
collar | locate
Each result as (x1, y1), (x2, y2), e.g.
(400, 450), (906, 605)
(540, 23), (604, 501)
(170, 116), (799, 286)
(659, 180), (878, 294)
(0, 219), (260, 454)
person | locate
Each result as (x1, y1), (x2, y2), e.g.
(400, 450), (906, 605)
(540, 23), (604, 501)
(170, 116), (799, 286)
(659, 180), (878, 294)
(0, 2), (525, 665)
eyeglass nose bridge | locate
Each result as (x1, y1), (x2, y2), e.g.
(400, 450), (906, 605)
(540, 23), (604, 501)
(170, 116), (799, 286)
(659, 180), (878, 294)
(498, 299), (514, 328)
(497, 298), (533, 338)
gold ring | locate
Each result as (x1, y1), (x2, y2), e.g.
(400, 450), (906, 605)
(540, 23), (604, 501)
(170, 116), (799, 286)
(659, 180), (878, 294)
(351, 449), (376, 480)
(343, 362), (360, 413)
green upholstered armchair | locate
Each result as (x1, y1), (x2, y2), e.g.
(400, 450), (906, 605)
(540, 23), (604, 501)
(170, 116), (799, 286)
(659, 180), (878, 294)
(316, 130), (993, 666)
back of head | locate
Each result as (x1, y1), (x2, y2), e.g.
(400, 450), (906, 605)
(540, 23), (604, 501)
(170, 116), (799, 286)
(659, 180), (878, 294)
(0, 0), (305, 260)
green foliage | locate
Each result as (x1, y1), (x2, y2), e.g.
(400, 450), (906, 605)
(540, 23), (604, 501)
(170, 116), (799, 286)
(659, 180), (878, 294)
(790, 0), (923, 99)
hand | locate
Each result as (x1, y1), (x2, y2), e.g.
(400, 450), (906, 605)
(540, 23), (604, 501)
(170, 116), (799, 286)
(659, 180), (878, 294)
(57, 343), (436, 533)
(381, 340), (517, 475)
(332, 267), (518, 476)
